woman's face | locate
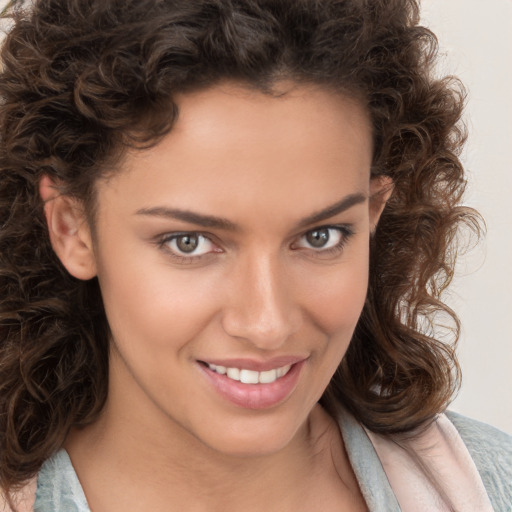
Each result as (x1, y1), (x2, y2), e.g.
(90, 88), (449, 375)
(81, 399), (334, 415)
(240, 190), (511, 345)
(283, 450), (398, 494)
(86, 83), (382, 457)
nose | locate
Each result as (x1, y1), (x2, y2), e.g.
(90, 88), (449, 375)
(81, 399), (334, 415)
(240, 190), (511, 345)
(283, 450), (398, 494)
(220, 252), (302, 351)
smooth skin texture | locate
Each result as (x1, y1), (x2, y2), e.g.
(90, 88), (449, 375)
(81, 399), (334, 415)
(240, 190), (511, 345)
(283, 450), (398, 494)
(41, 83), (391, 511)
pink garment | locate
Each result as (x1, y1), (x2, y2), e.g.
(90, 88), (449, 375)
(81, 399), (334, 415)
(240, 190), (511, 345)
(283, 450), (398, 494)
(365, 413), (494, 511)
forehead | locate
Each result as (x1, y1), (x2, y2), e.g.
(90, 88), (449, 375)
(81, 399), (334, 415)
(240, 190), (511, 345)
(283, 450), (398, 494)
(97, 83), (373, 222)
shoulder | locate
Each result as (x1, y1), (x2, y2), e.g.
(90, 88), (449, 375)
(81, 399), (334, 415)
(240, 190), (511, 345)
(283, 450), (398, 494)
(445, 410), (512, 511)
(1, 449), (88, 512)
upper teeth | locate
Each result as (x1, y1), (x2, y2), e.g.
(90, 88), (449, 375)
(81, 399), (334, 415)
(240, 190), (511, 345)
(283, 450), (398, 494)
(208, 364), (292, 384)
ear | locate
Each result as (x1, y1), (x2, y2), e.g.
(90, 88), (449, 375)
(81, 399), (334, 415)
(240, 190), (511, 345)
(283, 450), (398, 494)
(39, 175), (97, 280)
(369, 175), (393, 231)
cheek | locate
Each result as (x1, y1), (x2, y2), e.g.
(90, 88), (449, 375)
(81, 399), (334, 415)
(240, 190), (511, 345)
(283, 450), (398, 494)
(299, 248), (369, 394)
(302, 250), (369, 337)
(94, 241), (220, 354)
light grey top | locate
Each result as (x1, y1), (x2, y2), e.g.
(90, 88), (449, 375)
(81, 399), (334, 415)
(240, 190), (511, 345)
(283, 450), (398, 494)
(34, 450), (89, 512)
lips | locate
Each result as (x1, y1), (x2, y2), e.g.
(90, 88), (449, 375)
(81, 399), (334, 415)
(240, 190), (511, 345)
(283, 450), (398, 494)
(198, 357), (307, 410)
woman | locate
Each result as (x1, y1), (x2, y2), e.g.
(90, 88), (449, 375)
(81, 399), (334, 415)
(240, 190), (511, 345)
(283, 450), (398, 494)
(0, 0), (510, 510)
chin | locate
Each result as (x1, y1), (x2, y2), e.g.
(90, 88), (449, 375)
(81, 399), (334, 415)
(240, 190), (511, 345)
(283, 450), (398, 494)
(187, 410), (309, 459)
(204, 432), (298, 459)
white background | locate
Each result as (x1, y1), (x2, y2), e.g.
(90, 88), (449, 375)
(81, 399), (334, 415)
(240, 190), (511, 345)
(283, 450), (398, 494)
(421, 0), (512, 433)
(1, 0), (511, 432)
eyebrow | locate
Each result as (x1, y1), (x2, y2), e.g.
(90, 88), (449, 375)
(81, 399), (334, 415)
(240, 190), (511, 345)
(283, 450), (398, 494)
(135, 193), (367, 231)
(295, 193), (367, 228)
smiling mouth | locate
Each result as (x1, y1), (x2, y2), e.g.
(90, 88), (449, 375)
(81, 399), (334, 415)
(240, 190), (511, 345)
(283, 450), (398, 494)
(200, 359), (305, 409)
(206, 363), (292, 384)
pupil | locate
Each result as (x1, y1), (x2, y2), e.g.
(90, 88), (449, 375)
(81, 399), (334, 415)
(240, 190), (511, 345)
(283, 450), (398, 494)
(307, 229), (329, 248)
(176, 234), (199, 253)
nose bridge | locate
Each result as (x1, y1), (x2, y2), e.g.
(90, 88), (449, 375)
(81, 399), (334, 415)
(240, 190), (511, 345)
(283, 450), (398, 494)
(221, 249), (300, 349)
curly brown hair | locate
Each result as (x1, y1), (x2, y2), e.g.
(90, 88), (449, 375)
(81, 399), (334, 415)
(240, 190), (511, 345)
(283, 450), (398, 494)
(0, 0), (479, 491)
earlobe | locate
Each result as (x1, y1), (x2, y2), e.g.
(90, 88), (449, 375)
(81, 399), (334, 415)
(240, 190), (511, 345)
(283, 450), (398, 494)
(39, 175), (97, 280)
(369, 175), (394, 231)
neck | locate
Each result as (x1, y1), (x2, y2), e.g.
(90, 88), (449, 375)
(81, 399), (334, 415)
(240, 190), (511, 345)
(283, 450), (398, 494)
(66, 402), (341, 512)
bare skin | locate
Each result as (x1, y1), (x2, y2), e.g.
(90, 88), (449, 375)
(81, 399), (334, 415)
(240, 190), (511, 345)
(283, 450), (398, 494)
(65, 404), (366, 512)
(43, 82), (391, 511)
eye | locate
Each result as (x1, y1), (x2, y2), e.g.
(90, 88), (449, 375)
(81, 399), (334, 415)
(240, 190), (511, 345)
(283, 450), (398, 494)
(297, 227), (344, 250)
(161, 233), (218, 258)
(291, 225), (355, 259)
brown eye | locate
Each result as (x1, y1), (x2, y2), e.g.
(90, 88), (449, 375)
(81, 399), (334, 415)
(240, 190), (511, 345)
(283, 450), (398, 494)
(163, 233), (217, 258)
(176, 234), (199, 253)
(294, 226), (349, 253)
(305, 228), (331, 248)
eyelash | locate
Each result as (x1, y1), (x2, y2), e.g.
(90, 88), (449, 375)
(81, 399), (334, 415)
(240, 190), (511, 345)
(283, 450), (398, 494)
(157, 232), (220, 265)
(293, 225), (355, 259)
(157, 225), (355, 264)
